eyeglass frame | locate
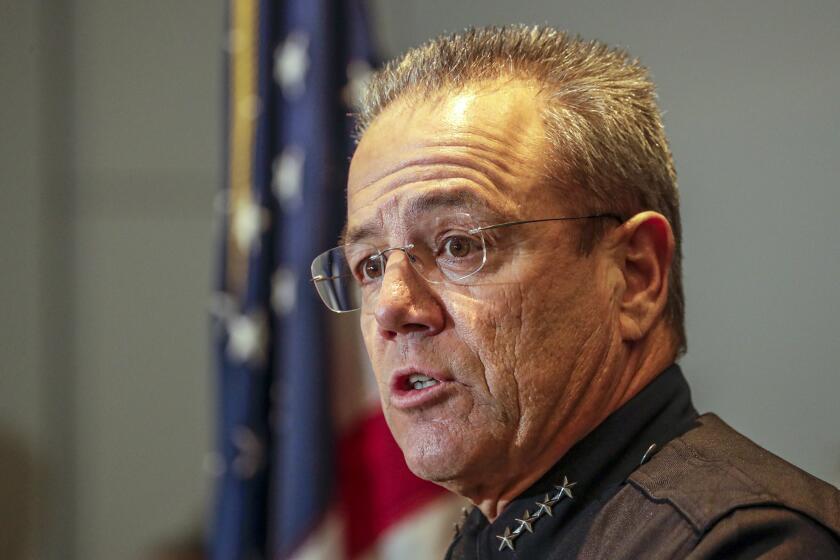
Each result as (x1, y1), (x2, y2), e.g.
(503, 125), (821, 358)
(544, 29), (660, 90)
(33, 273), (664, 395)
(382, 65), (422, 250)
(310, 212), (626, 313)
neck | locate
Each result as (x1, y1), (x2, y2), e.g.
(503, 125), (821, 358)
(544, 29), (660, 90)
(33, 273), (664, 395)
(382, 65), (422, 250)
(609, 322), (678, 414)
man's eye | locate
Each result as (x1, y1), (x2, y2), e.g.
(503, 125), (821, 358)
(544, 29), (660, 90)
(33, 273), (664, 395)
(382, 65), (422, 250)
(442, 235), (473, 258)
(360, 256), (383, 281)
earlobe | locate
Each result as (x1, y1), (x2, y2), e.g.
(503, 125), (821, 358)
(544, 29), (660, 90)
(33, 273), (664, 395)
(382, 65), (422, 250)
(619, 313), (644, 341)
(617, 212), (674, 342)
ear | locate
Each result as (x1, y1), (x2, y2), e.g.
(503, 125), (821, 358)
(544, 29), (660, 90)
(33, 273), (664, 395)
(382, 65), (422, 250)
(614, 211), (674, 342)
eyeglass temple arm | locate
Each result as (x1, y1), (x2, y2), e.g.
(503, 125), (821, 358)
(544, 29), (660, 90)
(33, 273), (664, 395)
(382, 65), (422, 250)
(470, 213), (625, 234)
(311, 274), (342, 282)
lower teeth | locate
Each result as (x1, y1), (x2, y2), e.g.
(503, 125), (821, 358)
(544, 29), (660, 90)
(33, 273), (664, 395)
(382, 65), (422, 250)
(412, 380), (437, 390)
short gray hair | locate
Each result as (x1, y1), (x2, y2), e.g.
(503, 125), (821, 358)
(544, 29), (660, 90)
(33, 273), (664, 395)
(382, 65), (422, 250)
(354, 25), (686, 355)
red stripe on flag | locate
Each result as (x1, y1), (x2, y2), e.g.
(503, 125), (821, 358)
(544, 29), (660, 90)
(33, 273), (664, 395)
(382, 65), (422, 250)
(338, 408), (447, 557)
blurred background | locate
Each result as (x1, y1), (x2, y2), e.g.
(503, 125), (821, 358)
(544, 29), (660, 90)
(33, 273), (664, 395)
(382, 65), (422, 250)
(1, 0), (838, 559)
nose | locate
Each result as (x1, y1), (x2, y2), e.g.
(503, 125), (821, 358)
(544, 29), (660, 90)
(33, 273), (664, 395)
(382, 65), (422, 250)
(373, 251), (445, 340)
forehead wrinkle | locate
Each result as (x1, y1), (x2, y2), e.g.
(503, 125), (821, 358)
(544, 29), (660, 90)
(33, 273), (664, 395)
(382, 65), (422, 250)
(344, 186), (510, 246)
(441, 127), (539, 169)
(401, 188), (506, 220)
(424, 142), (525, 182)
(350, 118), (541, 191)
(350, 151), (516, 203)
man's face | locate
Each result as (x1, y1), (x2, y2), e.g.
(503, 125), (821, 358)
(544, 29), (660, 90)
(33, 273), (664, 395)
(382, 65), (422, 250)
(346, 82), (619, 492)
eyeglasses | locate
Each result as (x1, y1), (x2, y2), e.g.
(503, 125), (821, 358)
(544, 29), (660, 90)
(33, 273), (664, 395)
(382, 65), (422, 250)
(310, 212), (624, 313)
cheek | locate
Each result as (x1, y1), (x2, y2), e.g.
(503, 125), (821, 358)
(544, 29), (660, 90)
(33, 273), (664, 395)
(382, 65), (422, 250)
(519, 259), (605, 334)
(513, 269), (614, 394)
(499, 272), (602, 407)
(447, 285), (523, 397)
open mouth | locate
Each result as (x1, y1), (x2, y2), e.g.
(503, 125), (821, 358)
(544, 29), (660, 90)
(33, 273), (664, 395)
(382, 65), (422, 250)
(389, 367), (451, 409)
(406, 373), (440, 390)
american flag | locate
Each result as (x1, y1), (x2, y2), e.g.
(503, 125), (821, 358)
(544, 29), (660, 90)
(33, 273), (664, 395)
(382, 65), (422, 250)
(209, 1), (462, 558)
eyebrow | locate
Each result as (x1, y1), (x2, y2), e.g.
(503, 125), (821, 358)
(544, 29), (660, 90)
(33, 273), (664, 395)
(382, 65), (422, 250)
(341, 188), (504, 246)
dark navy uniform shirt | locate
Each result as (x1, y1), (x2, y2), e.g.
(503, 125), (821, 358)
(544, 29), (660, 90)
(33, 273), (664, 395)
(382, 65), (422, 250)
(445, 364), (840, 559)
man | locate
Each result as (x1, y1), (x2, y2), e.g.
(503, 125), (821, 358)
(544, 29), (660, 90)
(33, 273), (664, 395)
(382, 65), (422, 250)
(311, 26), (840, 558)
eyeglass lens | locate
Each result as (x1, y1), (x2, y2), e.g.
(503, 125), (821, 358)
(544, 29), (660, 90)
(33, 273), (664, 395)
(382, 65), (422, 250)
(311, 213), (486, 312)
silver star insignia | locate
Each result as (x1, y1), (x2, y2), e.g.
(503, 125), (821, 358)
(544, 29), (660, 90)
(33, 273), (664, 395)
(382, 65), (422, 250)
(496, 527), (516, 551)
(514, 510), (535, 534)
(535, 494), (556, 517)
(553, 475), (577, 500)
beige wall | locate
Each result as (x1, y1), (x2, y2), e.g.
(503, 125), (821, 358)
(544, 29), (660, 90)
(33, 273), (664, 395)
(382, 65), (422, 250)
(1, 1), (50, 558)
(2, 0), (223, 558)
(70, 1), (221, 557)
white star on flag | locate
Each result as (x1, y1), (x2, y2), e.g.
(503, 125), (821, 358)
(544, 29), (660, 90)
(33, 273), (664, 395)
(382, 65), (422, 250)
(343, 59), (373, 109)
(274, 31), (310, 99)
(231, 426), (265, 479)
(272, 145), (305, 211)
(226, 310), (268, 366)
(232, 198), (269, 254)
(271, 266), (298, 316)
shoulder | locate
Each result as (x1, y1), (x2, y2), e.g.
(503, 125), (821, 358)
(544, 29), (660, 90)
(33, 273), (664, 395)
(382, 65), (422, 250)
(579, 484), (840, 559)
(628, 413), (840, 555)
(630, 414), (840, 533)
(687, 505), (840, 559)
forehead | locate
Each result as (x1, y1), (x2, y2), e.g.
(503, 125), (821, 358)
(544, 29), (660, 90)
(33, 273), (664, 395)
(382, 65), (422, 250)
(347, 81), (558, 235)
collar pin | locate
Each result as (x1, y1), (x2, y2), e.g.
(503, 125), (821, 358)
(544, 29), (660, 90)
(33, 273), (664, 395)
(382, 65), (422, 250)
(495, 474), (577, 552)
(496, 527), (516, 551)
(551, 475), (577, 501)
(514, 509), (535, 534)
(535, 494), (556, 517)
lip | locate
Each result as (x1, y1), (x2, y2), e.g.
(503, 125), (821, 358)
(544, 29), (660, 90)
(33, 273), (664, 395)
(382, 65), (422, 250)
(389, 366), (454, 410)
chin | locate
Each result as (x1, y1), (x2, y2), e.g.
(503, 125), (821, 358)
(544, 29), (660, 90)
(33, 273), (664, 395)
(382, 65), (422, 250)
(397, 426), (473, 485)
(403, 451), (461, 484)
